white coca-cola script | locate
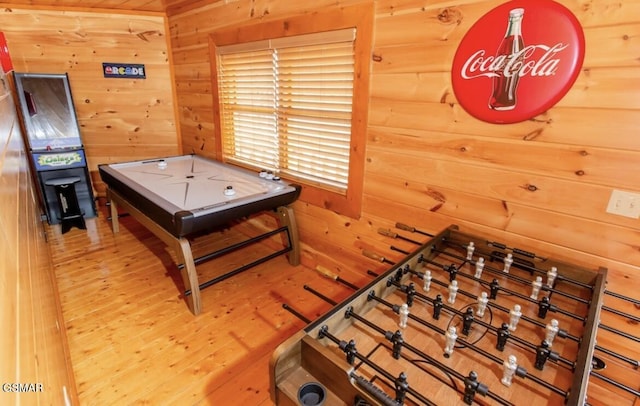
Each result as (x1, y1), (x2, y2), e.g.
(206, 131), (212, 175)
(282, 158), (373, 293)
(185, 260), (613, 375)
(461, 43), (569, 79)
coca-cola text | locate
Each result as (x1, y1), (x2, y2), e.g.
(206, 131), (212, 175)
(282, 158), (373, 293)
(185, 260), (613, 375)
(461, 43), (569, 80)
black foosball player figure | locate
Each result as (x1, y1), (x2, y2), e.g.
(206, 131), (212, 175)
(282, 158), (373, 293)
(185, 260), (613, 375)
(339, 339), (357, 365)
(447, 263), (458, 282)
(535, 340), (551, 370)
(538, 296), (551, 318)
(490, 279), (500, 299)
(394, 372), (409, 404)
(496, 322), (510, 351)
(462, 307), (474, 335)
(405, 282), (416, 307)
(463, 371), (489, 405)
(433, 294), (443, 320)
(385, 330), (404, 359)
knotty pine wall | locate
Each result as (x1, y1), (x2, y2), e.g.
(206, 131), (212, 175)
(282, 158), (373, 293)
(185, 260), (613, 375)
(0, 0), (637, 402)
(0, 6), (181, 196)
(167, 0), (640, 293)
(0, 8), (178, 403)
(0, 69), (78, 405)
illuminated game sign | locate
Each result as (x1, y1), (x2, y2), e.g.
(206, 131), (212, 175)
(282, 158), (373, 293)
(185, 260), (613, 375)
(33, 151), (86, 171)
(102, 63), (146, 79)
(451, 0), (585, 124)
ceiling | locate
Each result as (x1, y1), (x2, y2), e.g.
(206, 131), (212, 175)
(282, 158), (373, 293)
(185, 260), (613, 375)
(3, 0), (214, 15)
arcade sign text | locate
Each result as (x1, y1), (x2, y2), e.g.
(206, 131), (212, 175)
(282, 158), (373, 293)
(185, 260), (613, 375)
(103, 63), (146, 79)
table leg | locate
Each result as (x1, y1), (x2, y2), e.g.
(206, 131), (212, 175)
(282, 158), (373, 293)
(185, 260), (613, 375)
(174, 238), (202, 316)
(277, 206), (300, 266)
(107, 188), (202, 315)
(107, 189), (120, 233)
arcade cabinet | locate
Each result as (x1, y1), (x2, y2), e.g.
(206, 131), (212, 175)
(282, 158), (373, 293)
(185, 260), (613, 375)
(14, 72), (96, 233)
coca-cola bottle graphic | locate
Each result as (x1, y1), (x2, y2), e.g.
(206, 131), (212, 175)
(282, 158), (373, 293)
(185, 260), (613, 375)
(489, 8), (525, 111)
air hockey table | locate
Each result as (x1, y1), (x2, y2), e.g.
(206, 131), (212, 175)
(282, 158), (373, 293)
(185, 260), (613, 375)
(99, 154), (302, 315)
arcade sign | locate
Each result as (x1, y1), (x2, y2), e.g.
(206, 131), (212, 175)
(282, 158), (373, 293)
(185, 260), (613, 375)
(451, 0), (585, 124)
(102, 62), (146, 79)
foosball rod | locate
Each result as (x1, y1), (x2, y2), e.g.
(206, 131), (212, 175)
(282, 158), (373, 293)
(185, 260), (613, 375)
(444, 238), (593, 291)
(364, 248), (581, 343)
(408, 267), (581, 347)
(395, 221), (541, 262)
(424, 255), (640, 344)
(601, 304), (640, 324)
(378, 228), (423, 245)
(396, 245), (592, 314)
(362, 249), (396, 265)
(343, 308), (513, 406)
(604, 289), (640, 306)
(414, 265), (640, 368)
(385, 277), (575, 370)
(364, 249), (638, 366)
(396, 223), (596, 293)
(597, 324), (640, 343)
(594, 344), (640, 368)
(590, 370), (640, 398)
(485, 239), (549, 261)
(304, 285), (339, 306)
(395, 222), (434, 238)
(314, 265), (360, 290)
(423, 255), (587, 322)
(318, 325), (436, 406)
(287, 294), (638, 395)
(282, 303), (311, 324)
(307, 275), (637, 379)
(378, 224), (591, 294)
(369, 290), (568, 399)
(432, 248), (590, 306)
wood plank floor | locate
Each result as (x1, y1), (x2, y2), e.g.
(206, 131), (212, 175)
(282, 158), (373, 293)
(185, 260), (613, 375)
(47, 200), (358, 405)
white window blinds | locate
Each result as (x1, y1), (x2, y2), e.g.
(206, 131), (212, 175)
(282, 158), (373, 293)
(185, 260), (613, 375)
(216, 28), (356, 191)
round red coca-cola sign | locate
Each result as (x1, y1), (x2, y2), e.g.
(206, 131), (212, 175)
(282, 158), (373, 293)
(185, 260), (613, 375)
(451, 0), (585, 124)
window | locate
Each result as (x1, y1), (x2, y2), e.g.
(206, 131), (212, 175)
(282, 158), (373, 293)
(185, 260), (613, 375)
(216, 30), (355, 191)
(210, 4), (373, 218)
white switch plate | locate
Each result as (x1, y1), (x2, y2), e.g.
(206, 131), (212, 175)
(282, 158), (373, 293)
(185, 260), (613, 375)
(606, 189), (640, 219)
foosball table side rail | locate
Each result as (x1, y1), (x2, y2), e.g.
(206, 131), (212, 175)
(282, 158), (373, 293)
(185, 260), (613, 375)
(567, 267), (606, 405)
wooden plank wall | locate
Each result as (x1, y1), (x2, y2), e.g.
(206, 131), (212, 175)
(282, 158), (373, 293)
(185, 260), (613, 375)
(0, 6), (180, 195)
(166, 0), (640, 292)
(0, 69), (78, 405)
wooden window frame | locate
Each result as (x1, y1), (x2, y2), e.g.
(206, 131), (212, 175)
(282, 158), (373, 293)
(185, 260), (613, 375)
(209, 3), (373, 219)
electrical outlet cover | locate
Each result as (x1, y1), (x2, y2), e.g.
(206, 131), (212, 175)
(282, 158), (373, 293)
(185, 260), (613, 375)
(606, 190), (640, 219)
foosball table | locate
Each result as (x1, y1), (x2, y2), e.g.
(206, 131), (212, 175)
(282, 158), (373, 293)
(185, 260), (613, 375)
(270, 225), (640, 405)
